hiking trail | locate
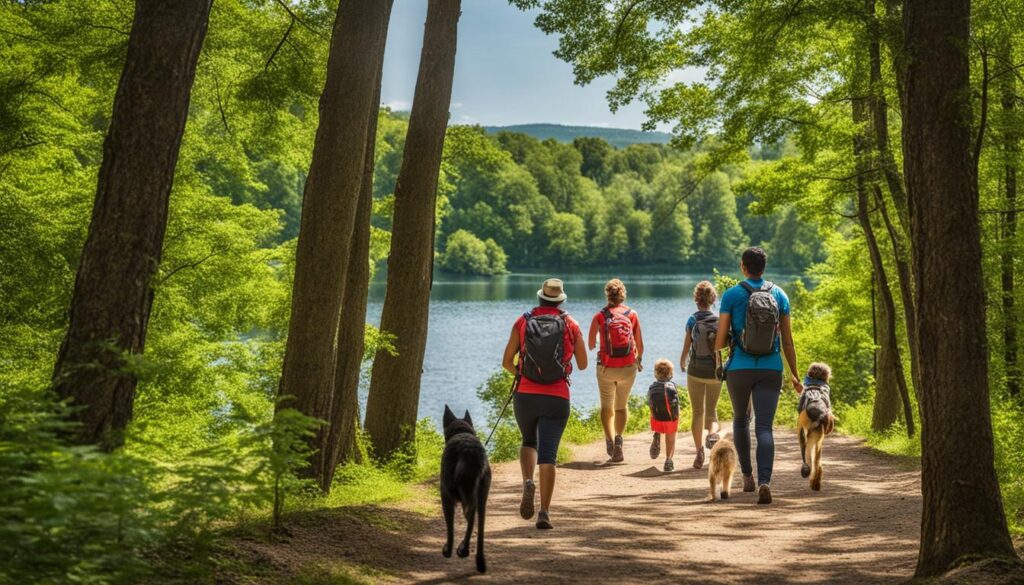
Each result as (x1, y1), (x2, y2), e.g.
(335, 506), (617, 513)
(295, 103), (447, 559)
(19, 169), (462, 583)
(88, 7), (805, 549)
(232, 428), (922, 584)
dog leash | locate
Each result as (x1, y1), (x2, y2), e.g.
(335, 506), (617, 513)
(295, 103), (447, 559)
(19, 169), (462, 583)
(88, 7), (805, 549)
(484, 375), (520, 448)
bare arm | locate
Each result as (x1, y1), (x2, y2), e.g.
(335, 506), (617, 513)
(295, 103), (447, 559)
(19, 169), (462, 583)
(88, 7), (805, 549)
(779, 314), (802, 393)
(633, 316), (644, 370)
(587, 314), (599, 351)
(574, 330), (588, 371)
(680, 330), (692, 373)
(502, 325), (519, 375)
(713, 313), (731, 354)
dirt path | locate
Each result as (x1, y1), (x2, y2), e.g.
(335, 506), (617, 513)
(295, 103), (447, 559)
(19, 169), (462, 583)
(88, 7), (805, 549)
(233, 427), (922, 584)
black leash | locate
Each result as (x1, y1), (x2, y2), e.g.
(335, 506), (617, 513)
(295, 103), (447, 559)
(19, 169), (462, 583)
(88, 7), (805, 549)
(484, 375), (520, 448)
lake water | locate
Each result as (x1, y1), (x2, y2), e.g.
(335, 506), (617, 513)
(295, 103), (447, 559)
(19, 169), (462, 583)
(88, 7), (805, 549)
(361, 270), (726, 429)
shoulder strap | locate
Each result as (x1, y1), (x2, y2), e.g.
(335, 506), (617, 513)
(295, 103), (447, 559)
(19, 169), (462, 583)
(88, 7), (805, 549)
(739, 281), (756, 294)
(762, 281), (775, 292)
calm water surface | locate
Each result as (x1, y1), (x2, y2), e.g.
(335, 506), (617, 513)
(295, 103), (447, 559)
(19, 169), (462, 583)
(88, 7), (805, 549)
(361, 270), (732, 429)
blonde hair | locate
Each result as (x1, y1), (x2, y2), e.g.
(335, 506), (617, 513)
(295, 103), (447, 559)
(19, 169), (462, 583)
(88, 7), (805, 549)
(605, 278), (627, 306)
(807, 362), (832, 382)
(654, 358), (674, 382)
(694, 280), (717, 310)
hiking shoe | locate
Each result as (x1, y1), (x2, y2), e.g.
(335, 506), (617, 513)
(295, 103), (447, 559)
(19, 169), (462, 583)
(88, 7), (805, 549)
(743, 474), (756, 492)
(520, 480), (536, 520)
(663, 458), (674, 473)
(612, 435), (624, 462)
(758, 484), (772, 505)
(606, 438), (614, 457)
(536, 510), (553, 529)
(705, 432), (720, 450)
(649, 432), (661, 459)
(693, 447), (705, 469)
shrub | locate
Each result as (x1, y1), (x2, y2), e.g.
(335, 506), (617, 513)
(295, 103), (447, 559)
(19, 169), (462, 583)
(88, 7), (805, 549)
(439, 229), (507, 275)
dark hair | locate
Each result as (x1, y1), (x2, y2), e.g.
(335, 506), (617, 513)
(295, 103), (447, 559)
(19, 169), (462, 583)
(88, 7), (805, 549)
(539, 298), (563, 307)
(741, 247), (768, 277)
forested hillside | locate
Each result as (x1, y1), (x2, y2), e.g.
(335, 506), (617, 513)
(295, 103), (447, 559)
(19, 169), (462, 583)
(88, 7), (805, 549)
(482, 123), (673, 147)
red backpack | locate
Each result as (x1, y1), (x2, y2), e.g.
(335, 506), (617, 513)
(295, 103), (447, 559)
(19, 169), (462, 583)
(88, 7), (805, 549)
(601, 307), (635, 358)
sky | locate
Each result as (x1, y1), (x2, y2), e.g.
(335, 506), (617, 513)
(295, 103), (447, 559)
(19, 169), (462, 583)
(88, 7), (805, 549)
(380, 0), (653, 129)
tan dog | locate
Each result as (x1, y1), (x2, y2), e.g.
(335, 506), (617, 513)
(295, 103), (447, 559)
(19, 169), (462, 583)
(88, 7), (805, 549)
(708, 435), (737, 501)
(798, 363), (835, 491)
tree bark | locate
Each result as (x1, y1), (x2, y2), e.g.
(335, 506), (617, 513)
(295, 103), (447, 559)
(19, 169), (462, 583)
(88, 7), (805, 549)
(998, 38), (1019, 397)
(277, 0), (392, 481)
(854, 95), (914, 437)
(51, 0), (212, 450)
(902, 0), (1017, 575)
(321, 1), (395, 488)
(364, 0), (462, 460)
(871, 267), (903, 431)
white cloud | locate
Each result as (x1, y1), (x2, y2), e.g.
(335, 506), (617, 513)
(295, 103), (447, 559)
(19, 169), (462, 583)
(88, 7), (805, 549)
(383, 99), (410, 111)
(451, 101), (464, 109)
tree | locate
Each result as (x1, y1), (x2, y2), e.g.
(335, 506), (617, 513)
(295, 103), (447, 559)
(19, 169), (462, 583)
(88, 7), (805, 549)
(277, 0), (392, 482)
(901, 0), (1017, 574)
(365, 0), (462, 460)
(574, 136), (613, 186)
(440, 229), (503, 275)
(51, 0), (213, 449)
(322, 5), (396, 488)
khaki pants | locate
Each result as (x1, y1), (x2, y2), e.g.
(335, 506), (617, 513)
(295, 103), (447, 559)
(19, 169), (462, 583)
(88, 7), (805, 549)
(597, 364), (638, 410)
(687, 374), (723, 432)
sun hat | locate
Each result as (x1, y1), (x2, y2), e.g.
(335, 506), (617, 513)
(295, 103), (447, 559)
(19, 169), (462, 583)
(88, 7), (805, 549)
(537, 278), (567, 302)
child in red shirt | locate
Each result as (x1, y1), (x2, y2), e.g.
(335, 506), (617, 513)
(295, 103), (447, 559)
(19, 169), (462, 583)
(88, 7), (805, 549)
(648, 358), (680, 472)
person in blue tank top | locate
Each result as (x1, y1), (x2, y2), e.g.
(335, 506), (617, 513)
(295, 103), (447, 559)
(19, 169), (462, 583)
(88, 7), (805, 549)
(712, 247), (802, 505)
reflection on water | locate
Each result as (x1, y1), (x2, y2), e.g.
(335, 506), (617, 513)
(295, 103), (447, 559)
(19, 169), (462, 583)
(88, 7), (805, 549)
(361, 269), (803, 430)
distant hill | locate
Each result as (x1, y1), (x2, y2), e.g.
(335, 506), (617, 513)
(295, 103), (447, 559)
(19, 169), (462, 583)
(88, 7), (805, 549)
(482, 123), (673, 149)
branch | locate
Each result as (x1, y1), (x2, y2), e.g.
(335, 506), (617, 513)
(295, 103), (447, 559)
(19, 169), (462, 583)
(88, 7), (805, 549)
(265, 16), (295, 71)
(272, 0), (328, 41)
(158, 250), (220, 284)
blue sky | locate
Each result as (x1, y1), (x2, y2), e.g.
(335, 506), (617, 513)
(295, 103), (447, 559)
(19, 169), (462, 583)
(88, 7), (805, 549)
(380, 0), (651, 129)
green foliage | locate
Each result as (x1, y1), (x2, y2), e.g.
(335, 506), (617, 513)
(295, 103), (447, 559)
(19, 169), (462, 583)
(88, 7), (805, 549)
(484, 123), (673, 148)
(439, 229), (507, 275)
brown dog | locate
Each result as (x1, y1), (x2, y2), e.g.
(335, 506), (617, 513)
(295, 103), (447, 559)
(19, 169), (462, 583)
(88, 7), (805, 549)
(798, 363), (835, 491)
(708, 435), (737, 501)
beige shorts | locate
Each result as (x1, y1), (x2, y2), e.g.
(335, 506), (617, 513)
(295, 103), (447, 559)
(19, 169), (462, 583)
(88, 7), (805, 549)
(597, 363), (638, 410)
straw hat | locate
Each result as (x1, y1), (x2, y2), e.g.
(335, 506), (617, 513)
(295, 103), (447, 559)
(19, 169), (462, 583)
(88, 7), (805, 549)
(537, 278), (567, 302)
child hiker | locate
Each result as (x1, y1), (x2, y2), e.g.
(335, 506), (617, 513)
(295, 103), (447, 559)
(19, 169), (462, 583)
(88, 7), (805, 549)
(648, 358), (681, 472)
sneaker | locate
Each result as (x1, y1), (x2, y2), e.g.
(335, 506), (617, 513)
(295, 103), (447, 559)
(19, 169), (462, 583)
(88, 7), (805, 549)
(692, 447), (705, 469)
(520, 480), (536, 520)
(758, 484), (772, 505)
(612, 435), (624, 462)
(649, 432), (661, 459)
(606, 438), (614, 457)
(536, 510), (553, 529)
(663, 458), (674, 472)
(705, 432), (720, 450)
(743, 474), (756, 492)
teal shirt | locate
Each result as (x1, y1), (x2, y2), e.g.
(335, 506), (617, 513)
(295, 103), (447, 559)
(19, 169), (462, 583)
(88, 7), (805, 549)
(719, 278), (790, 371)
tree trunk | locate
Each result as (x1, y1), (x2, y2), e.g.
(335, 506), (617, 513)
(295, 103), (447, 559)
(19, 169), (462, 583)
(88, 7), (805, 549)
(321, 1), (395, 488)
(51, 0), (212, 450)
(277, 0), (392, 481)
(902, 0), (1017, 575)
(867, 0), (922, 401)
(364, 0), (462, 460)
(871, 267), (902, 431)
(854, 95), (914, 437)
(999, 38), (1019, 397)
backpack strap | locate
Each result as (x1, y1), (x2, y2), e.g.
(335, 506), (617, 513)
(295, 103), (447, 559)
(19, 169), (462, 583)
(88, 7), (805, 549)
(738, 281), (756, 294)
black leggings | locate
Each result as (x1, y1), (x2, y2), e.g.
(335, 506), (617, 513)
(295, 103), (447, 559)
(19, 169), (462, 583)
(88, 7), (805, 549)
(513, 392), (570, 465)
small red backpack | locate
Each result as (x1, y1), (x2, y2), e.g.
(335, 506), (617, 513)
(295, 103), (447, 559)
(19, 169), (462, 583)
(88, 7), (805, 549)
(601, 307), (635, 358)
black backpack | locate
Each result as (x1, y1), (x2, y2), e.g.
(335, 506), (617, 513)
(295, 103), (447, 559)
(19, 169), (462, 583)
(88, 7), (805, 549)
(648, 381), (680, 422)
(738, 281), (780, 356)
(520, 310), (568, 384)
(687, 311), (719, 379)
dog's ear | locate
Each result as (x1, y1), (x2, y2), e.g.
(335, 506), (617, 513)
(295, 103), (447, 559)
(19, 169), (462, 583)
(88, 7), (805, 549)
(443, 405), (456, 428)
(462, 410), (473, 427)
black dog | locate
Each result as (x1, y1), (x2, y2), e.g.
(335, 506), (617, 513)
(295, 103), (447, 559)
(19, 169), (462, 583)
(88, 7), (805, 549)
(441, 405), (491, 573)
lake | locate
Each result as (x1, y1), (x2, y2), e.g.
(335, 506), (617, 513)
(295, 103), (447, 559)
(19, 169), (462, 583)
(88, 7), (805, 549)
(362, 270), (731, 429)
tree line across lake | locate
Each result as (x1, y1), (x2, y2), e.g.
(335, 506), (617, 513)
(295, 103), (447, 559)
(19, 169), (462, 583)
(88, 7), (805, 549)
(1, 0), (1023, 582)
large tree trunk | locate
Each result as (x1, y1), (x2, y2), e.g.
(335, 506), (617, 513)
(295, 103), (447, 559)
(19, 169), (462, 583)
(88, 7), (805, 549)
(277, 0), (392, 482)
(321, 1), (395, 488)
(902, 0), (1017, 575)
(999, 38), (1019, 397)
(364, 0), (462, 460)
(854, 95), (914, 437)
(51, 0), (212, 450)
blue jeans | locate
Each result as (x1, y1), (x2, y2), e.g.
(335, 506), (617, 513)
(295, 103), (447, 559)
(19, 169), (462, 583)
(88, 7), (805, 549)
(726, 369), (783, 486)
